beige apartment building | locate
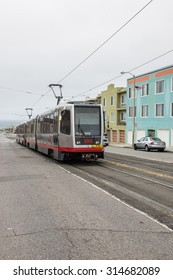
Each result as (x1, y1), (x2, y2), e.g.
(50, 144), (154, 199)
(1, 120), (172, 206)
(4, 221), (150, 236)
(100, 84), (126, 144)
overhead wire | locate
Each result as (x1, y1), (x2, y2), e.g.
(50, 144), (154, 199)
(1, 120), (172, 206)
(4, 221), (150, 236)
(57, 0), (154, 84)
(30, 0), (154, 109)
(129, 49), (173, 73)
(0, 86), (39, 95)
(31, 88), (52, 107)
(66, 48), (173, 101)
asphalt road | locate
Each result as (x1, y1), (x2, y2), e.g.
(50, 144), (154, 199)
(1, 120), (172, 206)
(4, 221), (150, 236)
(65, 152), (173, 229)
(0, 132), (173, 259)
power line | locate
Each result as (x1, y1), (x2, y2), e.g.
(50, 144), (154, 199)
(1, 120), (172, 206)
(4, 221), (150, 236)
(67, 48), (173, 101)
(57, 0), (154, 84)
(32, 48), (173, 106)
(31, 89), (51, 107)
(0, 86), (39, 95)
(30, 0), (154, 108)
(129, 49), (173, 73)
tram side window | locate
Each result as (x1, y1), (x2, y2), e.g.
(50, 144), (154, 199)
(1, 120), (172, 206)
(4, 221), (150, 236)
(50, 114), (54, 133)
(53, 112), (58, 133)
(26, 124), (30, 134)
(43, 117), (47, 133)
(40, 118), (43, 133)
(31, 123), (34, 134)
(60, 110), (71, 135)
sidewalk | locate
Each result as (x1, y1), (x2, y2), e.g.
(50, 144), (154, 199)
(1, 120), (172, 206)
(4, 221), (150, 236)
(105, 143), (173, 163)
(108, 143), (173, 152)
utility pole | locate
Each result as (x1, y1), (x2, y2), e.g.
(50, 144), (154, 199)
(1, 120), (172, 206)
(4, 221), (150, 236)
(121, 71), (136, 147)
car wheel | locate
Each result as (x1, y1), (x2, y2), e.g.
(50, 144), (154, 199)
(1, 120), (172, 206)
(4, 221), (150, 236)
(145, 145), (150, 152)
(134, 144), (137, 150)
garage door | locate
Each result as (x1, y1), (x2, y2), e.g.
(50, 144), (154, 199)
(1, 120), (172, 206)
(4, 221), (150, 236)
(112, 130), (117, 142)
(157, 130), (169, 147)
(136, 130), (145, 141)
(127, 130), (132, 144)
(119, 130), (125, 143)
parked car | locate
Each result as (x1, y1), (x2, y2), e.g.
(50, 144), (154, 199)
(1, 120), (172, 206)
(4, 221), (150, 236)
(103, 133), (109, 147)
(134, 136), (166, 152)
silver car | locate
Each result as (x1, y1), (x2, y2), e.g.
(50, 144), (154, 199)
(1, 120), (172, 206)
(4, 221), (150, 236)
(134, 136), (166, 152)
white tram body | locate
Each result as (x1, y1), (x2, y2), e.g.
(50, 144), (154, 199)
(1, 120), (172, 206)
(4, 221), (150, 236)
(16, 102), (104, 161)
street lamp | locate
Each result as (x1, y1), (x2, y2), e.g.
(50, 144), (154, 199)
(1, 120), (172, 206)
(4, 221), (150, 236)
(121, 71), (136, 147)
(25, 108), (33, 119)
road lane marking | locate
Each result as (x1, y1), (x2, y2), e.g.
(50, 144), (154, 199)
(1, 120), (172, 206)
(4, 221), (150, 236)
(54, 162), (173, 232)
(104, 159), (173, 181)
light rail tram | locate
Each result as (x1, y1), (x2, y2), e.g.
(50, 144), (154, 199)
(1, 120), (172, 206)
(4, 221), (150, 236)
(16, 102), (105, 161)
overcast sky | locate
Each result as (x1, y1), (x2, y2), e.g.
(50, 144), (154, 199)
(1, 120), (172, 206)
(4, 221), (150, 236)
(0, 0), (173, 121)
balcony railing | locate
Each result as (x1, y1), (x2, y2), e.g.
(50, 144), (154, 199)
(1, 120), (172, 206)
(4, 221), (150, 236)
(117, 103), (126, 108)
(117, 120), (126, 125)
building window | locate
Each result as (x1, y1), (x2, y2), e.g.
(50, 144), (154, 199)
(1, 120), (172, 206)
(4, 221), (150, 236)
(121, 94), (126, 106)
(110, 112), (115, 122)
(129, 88), (132, 98)
(129, 107), (133, 117)
(103, 97), (106, 107)
(120, 112), (126, 122)
(129, 106), (136, 117)
(156, 80), (164, 94)
(111, 96), (114, 106)
(171, 103), (173, 117)
(141, 105), (149, 117)
(155, 104), (164, 117)
(141, 84), (149, 96)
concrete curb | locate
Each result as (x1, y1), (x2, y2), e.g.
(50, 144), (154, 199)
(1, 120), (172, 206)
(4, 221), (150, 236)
(108, 143), (173, 153)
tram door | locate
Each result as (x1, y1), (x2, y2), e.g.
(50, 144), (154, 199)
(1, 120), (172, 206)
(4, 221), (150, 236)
(58, 109), (72, 147)
(53, 110), (59, 145)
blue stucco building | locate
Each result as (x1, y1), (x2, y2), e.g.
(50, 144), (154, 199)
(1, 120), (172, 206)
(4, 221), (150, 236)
(126, 65), (173, 148)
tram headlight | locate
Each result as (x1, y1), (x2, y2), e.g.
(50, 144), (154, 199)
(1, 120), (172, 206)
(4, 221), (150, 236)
(95, 140), (100, 145)
(76, 140), (81, 145)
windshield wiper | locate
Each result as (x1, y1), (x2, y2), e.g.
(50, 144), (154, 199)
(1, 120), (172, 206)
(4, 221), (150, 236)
(78, 123), (85, 136)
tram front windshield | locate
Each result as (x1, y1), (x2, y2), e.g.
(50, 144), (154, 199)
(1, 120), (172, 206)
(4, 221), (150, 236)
(74, 106), (101, 136)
